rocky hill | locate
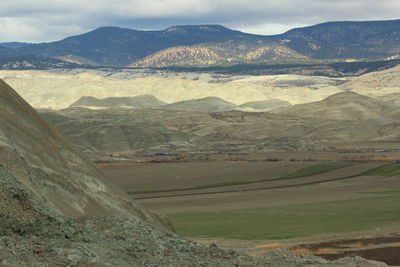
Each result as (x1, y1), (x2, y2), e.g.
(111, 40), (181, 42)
(130, 42), (307, 67)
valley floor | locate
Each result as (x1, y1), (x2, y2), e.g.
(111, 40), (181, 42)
(99, 150), (400, 266)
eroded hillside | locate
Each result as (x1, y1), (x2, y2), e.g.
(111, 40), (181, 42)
(130, 42), (307, 68)
(0, 70), (345, 109)
(38, 90), (400, 155)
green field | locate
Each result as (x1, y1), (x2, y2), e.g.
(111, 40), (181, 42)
(366, 163), (400, 176)
(168, 196), (400, 240)
(128, 162), (350, 195)
(277, 162), (351, 179)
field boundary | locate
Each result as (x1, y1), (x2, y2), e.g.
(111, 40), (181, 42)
(128, 162), (354, 195)
(133, 162), (390, 200)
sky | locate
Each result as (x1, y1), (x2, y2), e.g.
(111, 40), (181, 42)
(0, 0), (399, 43)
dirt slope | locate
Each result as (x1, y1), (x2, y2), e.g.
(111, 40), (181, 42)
(0, 79), (154, 221)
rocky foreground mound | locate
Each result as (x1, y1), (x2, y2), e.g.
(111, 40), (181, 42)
(0, 79), (387, 266)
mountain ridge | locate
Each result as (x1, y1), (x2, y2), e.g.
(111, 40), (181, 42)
(1, 19), (399, 67)
(278, 19), (400, 59)
(5, 24), (270, 66)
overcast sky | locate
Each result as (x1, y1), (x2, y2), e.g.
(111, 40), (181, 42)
(0, 0), (399, 43)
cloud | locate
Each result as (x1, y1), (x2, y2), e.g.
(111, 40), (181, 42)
(0, 0), (399, 42)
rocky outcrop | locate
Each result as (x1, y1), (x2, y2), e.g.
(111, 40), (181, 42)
(130, 42), (307, 68)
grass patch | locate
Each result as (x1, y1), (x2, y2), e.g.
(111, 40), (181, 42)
(365, 164), (400, 177)
(277, 162), (351, 179)
(127, 181), (250, 194)
(128, 162), (351, 194)
(167, 196), (400, 240)
(361, 191), (400, 196)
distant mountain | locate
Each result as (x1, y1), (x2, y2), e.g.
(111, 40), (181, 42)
(0, 46), (13, 56)
(69, 94), (166, 108)
(1, 20), (400, 67)
(278, 20), (400, 60)
(0, 42), (32, 49)
(164, 97), (237, 112)
(6, 25), (272, 66)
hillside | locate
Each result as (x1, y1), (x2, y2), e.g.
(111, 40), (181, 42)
(69, 94), (166, 108)
(0, 46), (12, 55)
(273, 92), (393, 120)
(340, 64), (400, 96)
(0, 79), (201, 265)
(40, 90), (400, 154)
(0, 79), (154, 220)
(163, 97), (237, 112)
(40, 107), (211, 153)
(0, 55), (82, 70)
(0, 42), (32, 49)
(130, 42), (307, 67)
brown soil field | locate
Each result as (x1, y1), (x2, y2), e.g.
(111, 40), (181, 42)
(291, 235), (400, 266)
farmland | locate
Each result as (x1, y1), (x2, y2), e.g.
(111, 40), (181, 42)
(100, 151), (400, 264)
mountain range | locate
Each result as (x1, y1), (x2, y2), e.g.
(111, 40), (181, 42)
(0, 19), (399, 67)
